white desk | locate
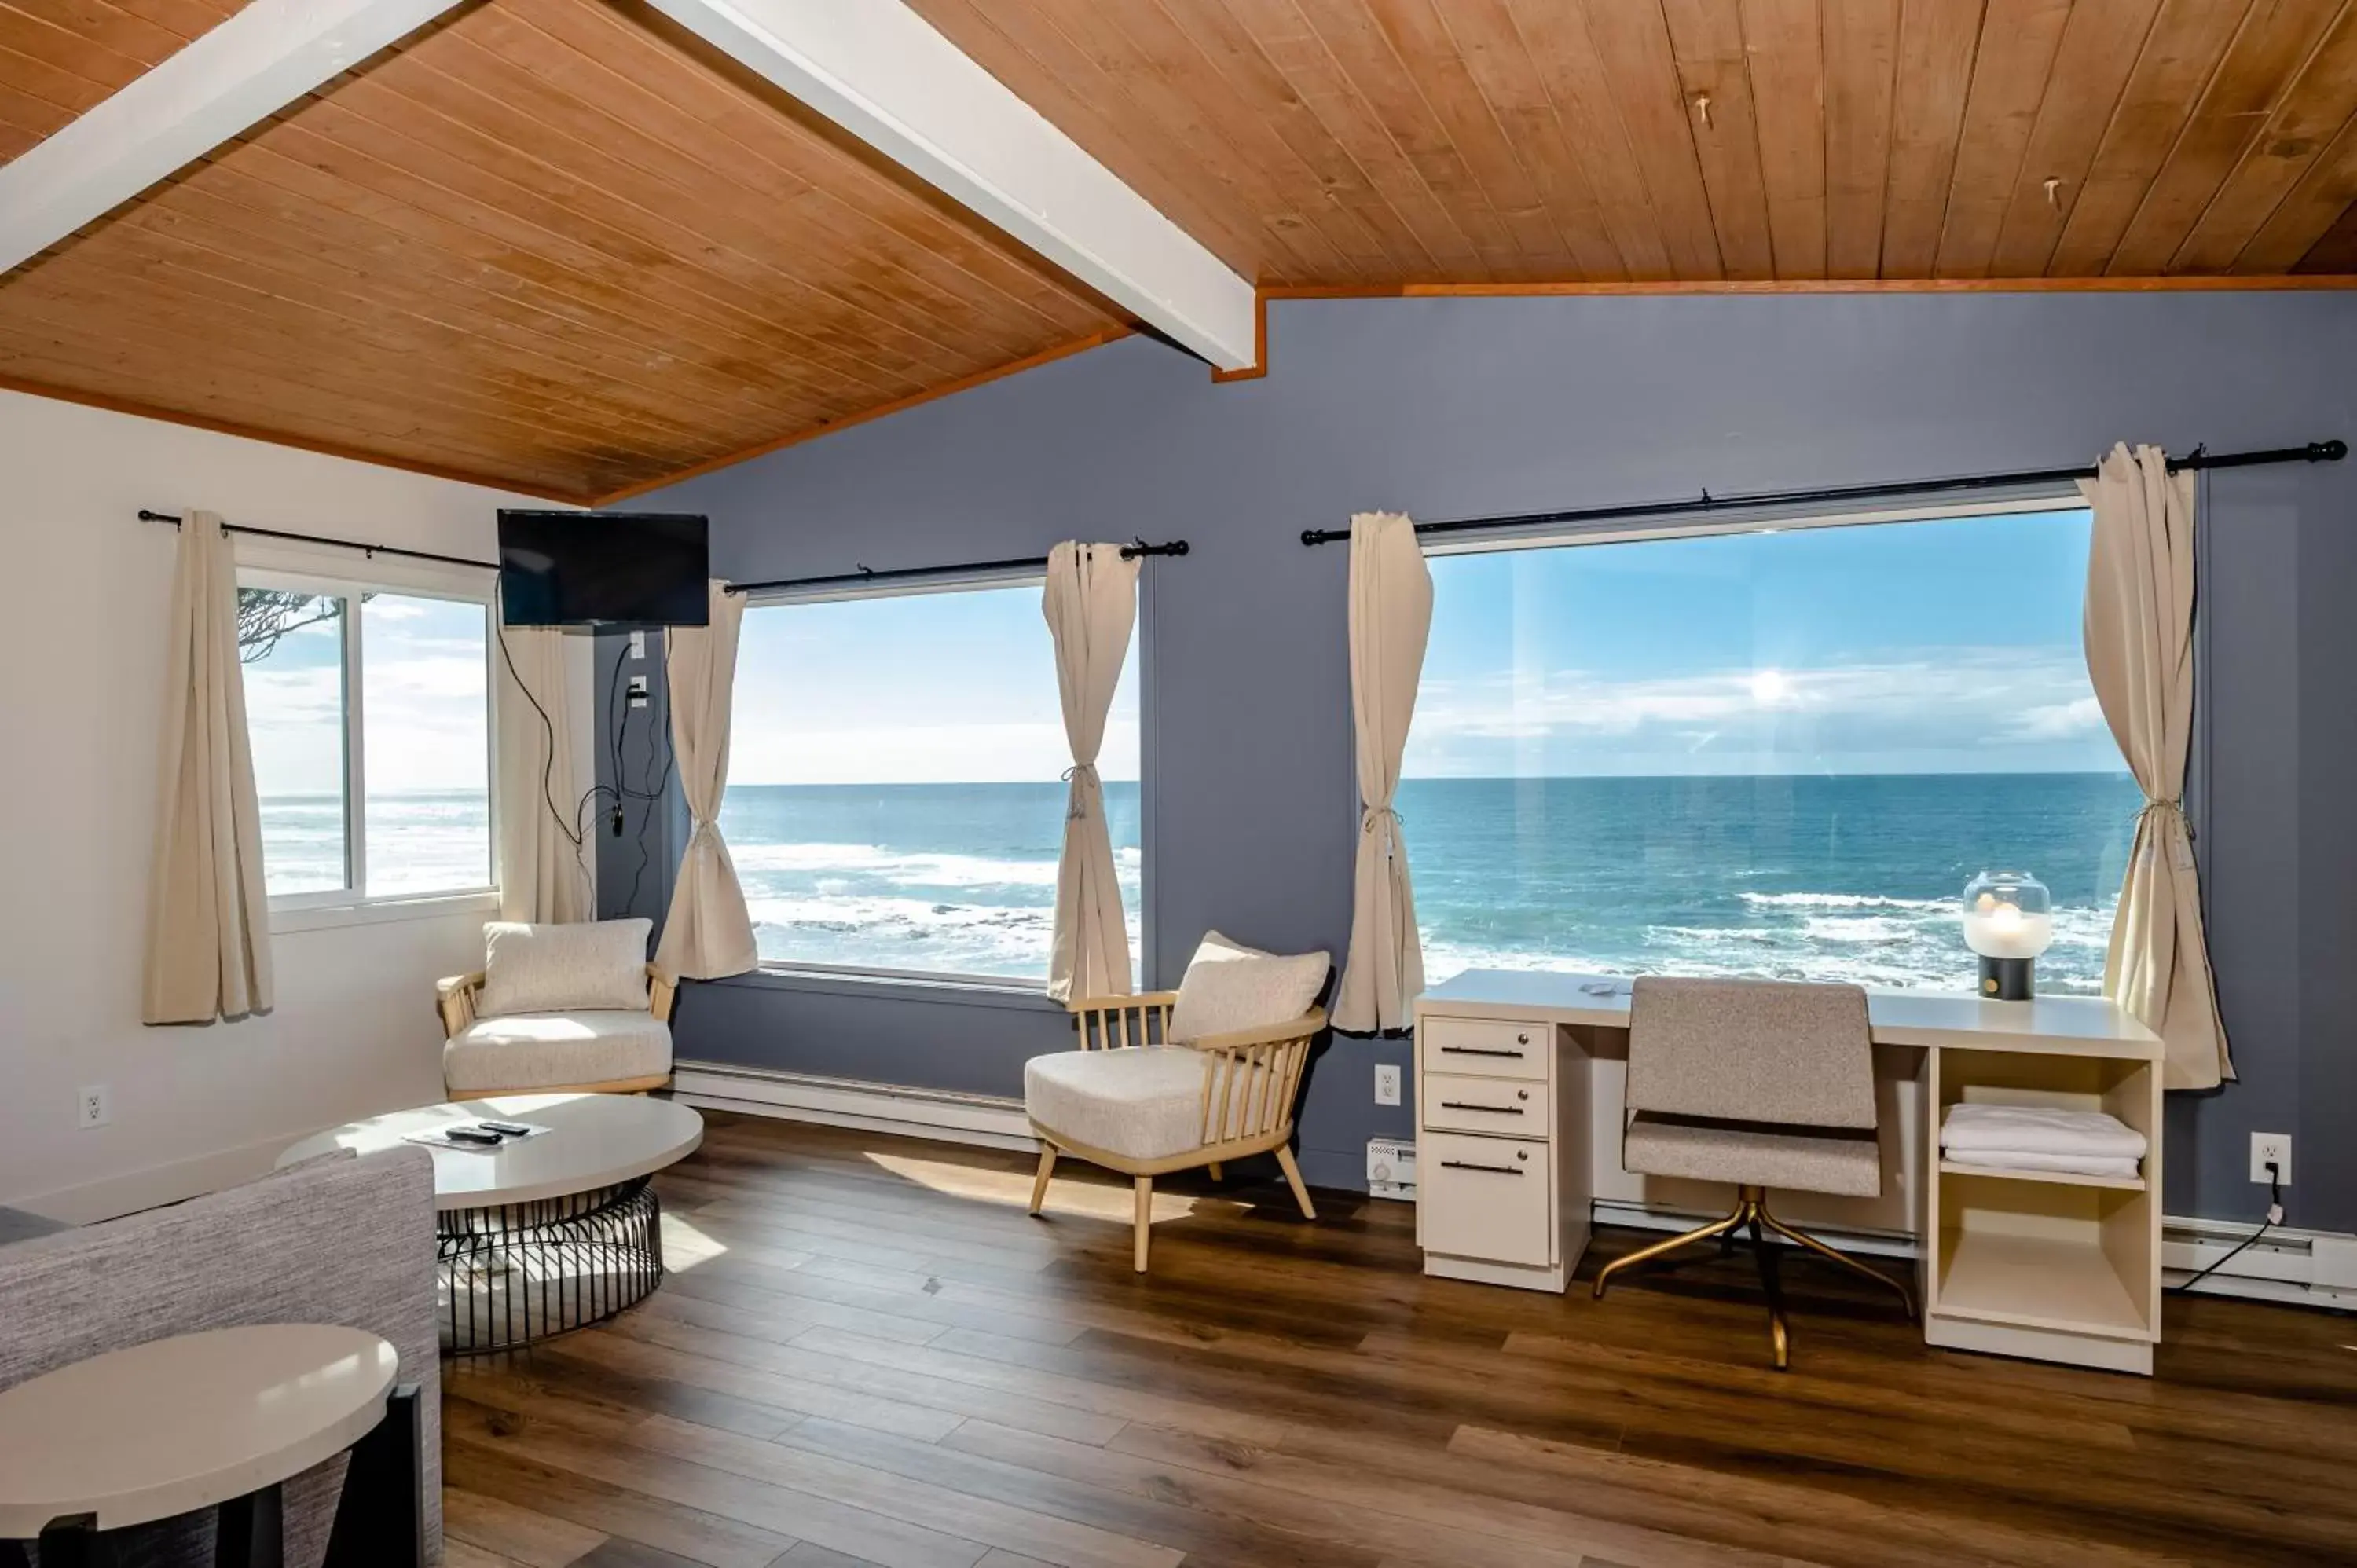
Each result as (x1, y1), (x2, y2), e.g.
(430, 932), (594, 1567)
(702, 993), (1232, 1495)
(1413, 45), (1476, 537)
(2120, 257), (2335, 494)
(1413, 969), (2165, 1374)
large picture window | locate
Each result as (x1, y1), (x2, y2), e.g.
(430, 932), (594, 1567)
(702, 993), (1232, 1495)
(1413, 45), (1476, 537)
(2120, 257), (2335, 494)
(723, 580), (1142, 982)
(239, 570), (494, 906)
(1406, 504), (2136, 994)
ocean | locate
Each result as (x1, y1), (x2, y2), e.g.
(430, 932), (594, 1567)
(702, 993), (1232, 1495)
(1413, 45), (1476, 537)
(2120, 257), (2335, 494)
(260, 771), (2141, 993)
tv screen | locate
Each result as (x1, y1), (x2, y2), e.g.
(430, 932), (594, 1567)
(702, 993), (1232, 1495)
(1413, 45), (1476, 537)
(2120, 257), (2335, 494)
(498, 511), (710, 628)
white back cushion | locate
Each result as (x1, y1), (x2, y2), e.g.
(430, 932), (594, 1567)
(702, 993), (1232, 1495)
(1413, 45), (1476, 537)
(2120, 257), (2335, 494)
(480, 919), (652, 1017)
(1168, 930), (1329, 1043)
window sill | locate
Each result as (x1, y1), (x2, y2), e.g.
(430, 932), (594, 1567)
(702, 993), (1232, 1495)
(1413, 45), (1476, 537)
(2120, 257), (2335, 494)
(710, 963), (1071, 1013)
(270, 889), (500, 934)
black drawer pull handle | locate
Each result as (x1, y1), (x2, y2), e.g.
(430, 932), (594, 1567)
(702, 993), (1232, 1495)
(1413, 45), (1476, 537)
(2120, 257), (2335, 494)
(1440, 1159), (1526, 1175)
(1439, 1101), (1524, 1115)
(1439, 1046), (1526, 1057)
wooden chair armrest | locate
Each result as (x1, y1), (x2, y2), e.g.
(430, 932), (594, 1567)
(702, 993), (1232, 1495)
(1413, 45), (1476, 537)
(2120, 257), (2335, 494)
(1064, 990), (1182, 1014)
(647, 965), (678, 1024)
(435, 971), (486, 1039)
(1186, 1008), (1326, 1145)
(1177, 1007), (1328, 1057)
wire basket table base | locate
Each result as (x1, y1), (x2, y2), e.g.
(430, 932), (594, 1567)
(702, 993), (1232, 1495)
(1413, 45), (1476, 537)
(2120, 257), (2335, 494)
(436, 1177), (664, 1354)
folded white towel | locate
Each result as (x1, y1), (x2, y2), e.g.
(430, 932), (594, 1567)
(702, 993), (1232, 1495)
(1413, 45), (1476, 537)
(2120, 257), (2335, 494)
(1941, 1103), (2147, 1160)
(1942, 1149), (2143, 1178)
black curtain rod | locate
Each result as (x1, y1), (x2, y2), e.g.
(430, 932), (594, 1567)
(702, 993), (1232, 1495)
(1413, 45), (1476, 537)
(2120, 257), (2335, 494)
(1297, 440), (2349, 547)
(138, 510), (1192, 592)
(137, 509), (499, 573)
(728, 538), (1190, 596)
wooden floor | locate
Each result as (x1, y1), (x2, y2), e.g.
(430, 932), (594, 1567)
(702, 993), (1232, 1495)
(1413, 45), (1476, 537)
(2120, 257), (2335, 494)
(443, 1112), (2357, 1568)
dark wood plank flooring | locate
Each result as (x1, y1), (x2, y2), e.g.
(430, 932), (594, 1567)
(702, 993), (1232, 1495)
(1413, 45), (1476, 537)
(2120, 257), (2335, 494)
(443, 1111), (2357, 1568)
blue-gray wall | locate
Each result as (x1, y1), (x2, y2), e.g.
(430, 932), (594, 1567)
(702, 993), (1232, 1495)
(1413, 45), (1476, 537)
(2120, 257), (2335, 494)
(607, 291), (2357, 1229)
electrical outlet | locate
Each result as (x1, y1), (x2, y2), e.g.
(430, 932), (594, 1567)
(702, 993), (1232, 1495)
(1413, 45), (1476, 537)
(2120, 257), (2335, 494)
(1374, 1064), (1402, 1106)
(76, 1083), (109, 1130)
(627, 629), (647, 660)
(2252, 1132), (2293, 1186)
(626, 673), (650, 709)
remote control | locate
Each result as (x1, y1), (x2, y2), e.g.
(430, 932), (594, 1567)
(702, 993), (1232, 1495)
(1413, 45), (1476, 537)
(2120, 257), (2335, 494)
(478, 1120), (533, 1136)
(445, 1127), (504, 1145)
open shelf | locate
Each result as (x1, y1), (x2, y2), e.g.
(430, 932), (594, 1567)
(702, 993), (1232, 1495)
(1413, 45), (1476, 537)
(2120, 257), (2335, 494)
(1933, 1229), (2149, 1339)
(1937, 1159), (2145, 1192)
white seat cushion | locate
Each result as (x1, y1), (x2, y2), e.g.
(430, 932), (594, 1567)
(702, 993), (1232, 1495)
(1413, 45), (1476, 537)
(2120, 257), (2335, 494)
(1622, 1112), (1882, 1198)
(1027, 1047), (1231, 1161)
(444, 1010), (672, 1094)
(479, 919), (652, 1017)
(1168, 930), (1329, 1043)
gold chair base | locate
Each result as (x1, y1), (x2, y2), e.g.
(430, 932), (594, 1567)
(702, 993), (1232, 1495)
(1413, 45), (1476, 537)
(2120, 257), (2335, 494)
(1592, 1185), (1915, 1370)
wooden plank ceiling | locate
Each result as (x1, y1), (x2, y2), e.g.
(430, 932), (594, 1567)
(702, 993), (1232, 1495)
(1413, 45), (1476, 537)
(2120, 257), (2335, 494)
(5, 1), (2357, 501)
(909, 0), (2357, 287)
(0, 0), (1120, 500)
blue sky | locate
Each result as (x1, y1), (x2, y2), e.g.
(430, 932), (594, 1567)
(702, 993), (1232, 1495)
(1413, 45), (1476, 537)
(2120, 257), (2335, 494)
(244, 593), (490, 797)
(724, 508), (2118, 786)
(1405, 506), (2122, 779)
(731, 583), (1142, 786)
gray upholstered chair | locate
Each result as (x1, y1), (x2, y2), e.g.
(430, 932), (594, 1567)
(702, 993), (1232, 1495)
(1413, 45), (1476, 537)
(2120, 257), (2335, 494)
(1594, 976), (1913, 1368)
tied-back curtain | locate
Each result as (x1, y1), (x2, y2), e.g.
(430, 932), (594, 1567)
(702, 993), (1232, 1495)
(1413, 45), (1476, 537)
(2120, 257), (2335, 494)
(1043, 541), (1141, 1002)
(655, 581), (757, 980)
(143, 509), (273, 1024)
(1335, 511), (1432, 1035)
(495, 623), (591, 924)
(2080, 444), (2233, 1089)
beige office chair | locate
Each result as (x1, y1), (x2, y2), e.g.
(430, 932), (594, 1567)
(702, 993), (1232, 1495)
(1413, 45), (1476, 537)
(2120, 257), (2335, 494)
(1594, 976), (1913, 1368)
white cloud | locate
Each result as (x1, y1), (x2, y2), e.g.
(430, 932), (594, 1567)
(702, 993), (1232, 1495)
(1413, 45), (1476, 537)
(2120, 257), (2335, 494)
(1405, 647), (2121, 776)
(2007, 694), (2106, 742)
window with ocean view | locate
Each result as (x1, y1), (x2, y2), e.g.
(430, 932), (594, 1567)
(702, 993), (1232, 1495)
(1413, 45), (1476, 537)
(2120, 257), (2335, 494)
(722, 581), (1142, 982)
(1406, 506), (2138, 995)
(241, 577), (493, 903)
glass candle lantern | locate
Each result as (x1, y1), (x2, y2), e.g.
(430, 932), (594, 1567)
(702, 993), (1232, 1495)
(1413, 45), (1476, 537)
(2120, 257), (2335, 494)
(1961, 870), (2054, 999)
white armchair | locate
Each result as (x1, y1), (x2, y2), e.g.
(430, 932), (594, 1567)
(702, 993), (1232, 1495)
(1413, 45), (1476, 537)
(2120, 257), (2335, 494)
(435, 919), (676, 1097)
(1025, 934), (1331, 1271)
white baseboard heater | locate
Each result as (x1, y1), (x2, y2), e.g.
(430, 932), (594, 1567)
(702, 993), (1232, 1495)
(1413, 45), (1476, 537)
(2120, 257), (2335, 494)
(673, 1066), (2355, 1313)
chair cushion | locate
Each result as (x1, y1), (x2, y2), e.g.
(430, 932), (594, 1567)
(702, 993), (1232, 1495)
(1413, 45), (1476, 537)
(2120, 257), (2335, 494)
(1622, 1112), (1883, 1198)
(479, 918), (651, 1017)
(1026, 1047), (1220, 1161)
(1168, 930), (1328, 1043)
(445, 1010), (672, 1094)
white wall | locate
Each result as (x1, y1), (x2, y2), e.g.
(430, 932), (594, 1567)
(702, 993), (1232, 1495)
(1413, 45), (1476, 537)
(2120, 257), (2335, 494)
(0, 391), (589, 1218)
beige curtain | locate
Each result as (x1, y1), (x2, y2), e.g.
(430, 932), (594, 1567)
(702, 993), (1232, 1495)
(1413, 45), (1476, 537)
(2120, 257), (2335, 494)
(495, 624), (591, 924)
(143, 510), (273, 1024)
(1335, 511), (1432, 1034)
(655, 581), (757, 980)
(2080, 444), (2233, 1089)
(1043, 541), (1141, 1001)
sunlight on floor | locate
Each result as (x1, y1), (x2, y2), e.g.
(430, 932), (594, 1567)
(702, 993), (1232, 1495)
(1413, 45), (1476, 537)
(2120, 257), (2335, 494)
(861, 1149), (1206, 1225)
(656, 1212), (728, 1273)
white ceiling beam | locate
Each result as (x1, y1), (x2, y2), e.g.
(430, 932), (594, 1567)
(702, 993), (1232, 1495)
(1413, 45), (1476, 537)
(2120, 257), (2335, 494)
(643, 0), (1260, 372)
(0, 0), (465, 277)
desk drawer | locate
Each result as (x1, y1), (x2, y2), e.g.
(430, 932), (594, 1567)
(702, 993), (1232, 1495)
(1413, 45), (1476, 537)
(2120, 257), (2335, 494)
(1417, 1130), (1552, 1267)
(1423, 1072), (1547, 1135)
(1421, 1016), (1549, 1080)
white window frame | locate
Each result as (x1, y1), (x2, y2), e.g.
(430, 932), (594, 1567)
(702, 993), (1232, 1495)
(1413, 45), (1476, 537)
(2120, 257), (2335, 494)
(1420, 489), (2084, 559)
(1412, 485), (2113, 995)
(733, 565), (1140, 991)
(234, 535), (501, 932)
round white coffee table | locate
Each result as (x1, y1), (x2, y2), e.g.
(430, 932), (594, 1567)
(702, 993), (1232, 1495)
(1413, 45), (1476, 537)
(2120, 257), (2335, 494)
(0, 1325), (410, 1566)
(280, 1094), (703, 1354)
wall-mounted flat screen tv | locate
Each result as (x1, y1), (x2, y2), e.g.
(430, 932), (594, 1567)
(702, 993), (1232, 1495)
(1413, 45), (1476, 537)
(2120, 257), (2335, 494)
(498, 511), (710, 628)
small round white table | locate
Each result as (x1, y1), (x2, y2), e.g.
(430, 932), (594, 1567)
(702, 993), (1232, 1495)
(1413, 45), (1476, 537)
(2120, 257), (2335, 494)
(280, 1094), (703, 1354)
(0, 1324), (416, 1568)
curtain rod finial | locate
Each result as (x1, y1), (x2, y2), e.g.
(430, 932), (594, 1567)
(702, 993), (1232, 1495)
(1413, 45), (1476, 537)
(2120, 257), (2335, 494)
(2314, 440), (2348, 462)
